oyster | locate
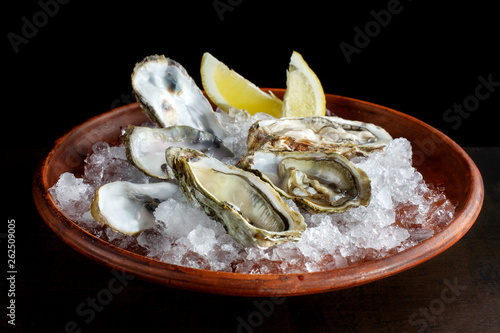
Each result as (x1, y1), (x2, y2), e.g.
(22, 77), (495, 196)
(247, 116), (392, 158)
(90, 181), (178, 235)
(123, 125), (233, 180)
(165, 147), (306, 248)
(132, 55), (226, 138)
(239, 150), (371, 213)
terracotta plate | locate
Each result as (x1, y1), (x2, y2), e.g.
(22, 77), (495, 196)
(32, 90), (484, 297)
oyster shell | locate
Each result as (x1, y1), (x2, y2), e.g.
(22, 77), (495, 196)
(165, 147), (306, 248)
(239, 150), (371, 213)
(247, 116), (392, 158)
(123, 125), (233, 180)
(90, 181), (178, 235)
(131, 55), (226, 138)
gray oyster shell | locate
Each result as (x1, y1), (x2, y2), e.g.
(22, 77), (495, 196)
(239, 150), (371, 214)
(165, 147), (306, 248)
(131, 55), (226, 138)
(90, 181), (178, 235)
(247, 116), (392, 158)
(123, 125), (233, 180)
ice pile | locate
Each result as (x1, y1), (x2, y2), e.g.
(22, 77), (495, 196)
(49, 109), (455, 274)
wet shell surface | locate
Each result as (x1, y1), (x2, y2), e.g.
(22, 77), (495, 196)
(90, 181), (179, 235)
(123, 125), (233, 180)
(131, 55), (226, 138)
(239, 150), (371, 213)
(247, 116), (393, 158)
(165, 147), (306, 248)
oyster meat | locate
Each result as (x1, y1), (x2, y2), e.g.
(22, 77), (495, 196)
(165, 147), (306, 248)
(91, 181), (178, 235)
(132, 55), (226, 138)
(247, 116), (392, 158)
(239, 150), (371, 213)
(123, 125), (233, 180)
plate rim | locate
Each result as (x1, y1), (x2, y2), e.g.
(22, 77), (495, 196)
(32, 91), (484, 297)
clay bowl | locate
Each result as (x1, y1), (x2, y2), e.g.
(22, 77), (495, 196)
(33, 89), (483, 297)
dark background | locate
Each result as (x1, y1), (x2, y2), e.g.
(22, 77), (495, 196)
(6, 0), (500, 149)
(4, 0), (500, 332)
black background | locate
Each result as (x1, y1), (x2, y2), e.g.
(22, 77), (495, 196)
(4, 0), (500, 332)
(6, 0), (500, 150)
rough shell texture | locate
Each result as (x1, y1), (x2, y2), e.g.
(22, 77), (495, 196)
(165, 147), (306, 248)
(32, 89), (483, 296)
(123, 125), (233, 180)
(131, 55), (226, 138)
(90, 181), (178, 235)
(247, 116), (393, 158)
(239, 150), (371, 213)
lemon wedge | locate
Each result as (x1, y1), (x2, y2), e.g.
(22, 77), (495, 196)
(200, 52), (283, 117)
(282, 51), (326, 117)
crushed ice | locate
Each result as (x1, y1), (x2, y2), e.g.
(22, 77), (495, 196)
(49, 109), (455, 274)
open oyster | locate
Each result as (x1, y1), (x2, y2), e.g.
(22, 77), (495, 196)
(239, 150), (371, 213)
(247, 116), (392, 158)
(123, 125), (233, 180)
(90, 181), (178, 235)
(165, 147), (306, 248)
(132, 55), (226, 138)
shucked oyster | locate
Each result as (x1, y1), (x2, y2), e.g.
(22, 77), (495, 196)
(90, 181), (178, 235)
(239, 150), (371, 213)
(247, 116), (392, 158)
(132, 55), (226, 138)
(123, 125), (233, 180)
(165, 147), (306, 248)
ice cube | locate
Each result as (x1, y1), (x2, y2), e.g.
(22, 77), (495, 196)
(49, 172), (94, 220)
(187, 225), (217, 256)
(48, 112), (456, 274)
